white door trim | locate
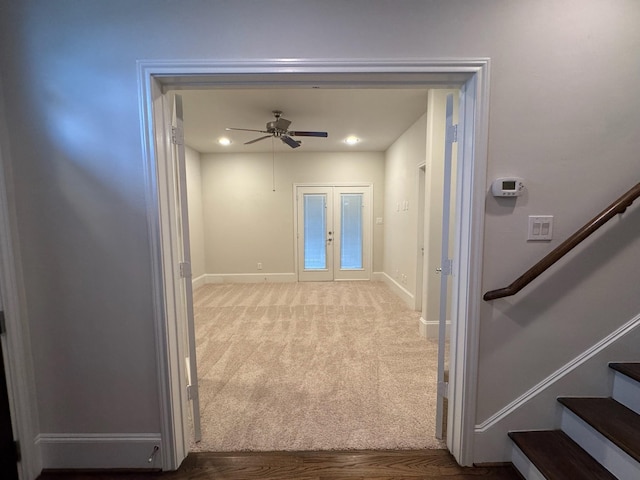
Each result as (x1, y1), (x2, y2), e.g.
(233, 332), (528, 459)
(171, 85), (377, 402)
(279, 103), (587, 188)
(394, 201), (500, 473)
(446, 71), (490, 465)
(0, 81), (42, 479)
(137, 58), (490, 468)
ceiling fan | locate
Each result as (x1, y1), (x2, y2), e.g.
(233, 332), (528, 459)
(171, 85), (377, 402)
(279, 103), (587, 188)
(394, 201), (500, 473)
(226, 110), (328, 149)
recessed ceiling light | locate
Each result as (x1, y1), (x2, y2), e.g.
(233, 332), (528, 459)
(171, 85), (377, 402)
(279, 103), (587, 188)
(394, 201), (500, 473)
(218, 137), (232, 146)
(344, 136), (360, 145)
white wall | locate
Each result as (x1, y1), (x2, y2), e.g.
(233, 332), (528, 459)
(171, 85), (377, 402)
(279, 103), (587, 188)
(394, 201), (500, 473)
(199, 151), (385, 277)
(185, 146), (205, 282)
(1, 0), (639, 469)
(383, 111), (427, 305)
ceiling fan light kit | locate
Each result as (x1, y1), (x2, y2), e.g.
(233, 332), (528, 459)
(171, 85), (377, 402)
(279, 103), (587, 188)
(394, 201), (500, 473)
(226, 110), (328, 149)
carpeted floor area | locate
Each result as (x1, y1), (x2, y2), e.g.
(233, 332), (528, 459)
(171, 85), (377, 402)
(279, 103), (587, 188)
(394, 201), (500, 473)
(191, 281), (445, 452)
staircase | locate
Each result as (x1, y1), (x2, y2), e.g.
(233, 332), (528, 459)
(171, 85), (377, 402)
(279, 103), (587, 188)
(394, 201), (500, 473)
(509, 362), (640, 479)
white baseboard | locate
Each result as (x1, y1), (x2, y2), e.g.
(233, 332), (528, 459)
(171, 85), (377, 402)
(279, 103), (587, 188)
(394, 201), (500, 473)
(379, 272), (414, 309)
(195, 272), (417, 302)
(36, 433), (163, 470)
(371, 272), (385, 282)
(202, 273), (297, 284)
(192, 274), (206, 289)
(419, 317), (451, 340)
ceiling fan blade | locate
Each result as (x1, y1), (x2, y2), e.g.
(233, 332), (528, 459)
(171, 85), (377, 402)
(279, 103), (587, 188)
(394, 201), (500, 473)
(273, 117), (291, 131)
(288, 130), (328, 138)
(280, 135), (301, 148)
(244, 135), (272, 145)
(226, 127), (269, 133)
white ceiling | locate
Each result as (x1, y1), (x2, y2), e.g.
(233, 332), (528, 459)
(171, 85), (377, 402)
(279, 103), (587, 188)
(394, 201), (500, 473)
(179, 88), (430, 154)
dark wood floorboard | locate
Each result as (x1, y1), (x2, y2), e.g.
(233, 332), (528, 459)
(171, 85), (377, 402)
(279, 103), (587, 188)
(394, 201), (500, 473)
(39, 450), (522, 480)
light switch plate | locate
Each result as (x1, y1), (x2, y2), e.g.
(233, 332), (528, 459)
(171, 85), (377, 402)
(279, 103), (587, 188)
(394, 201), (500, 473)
(528, 215), (553, 241)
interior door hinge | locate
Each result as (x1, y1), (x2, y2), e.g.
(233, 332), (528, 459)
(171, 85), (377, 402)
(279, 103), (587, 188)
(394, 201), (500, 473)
(186, 384), (193, 401)
(179, 262), (192, 279)
(171, 126), (184, 145)
(0, 310), (6, 335)
(447, 124), (458, 143)
(438, 381), (449, 399)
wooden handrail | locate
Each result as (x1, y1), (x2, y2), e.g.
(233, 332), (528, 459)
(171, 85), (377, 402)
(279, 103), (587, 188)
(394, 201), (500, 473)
(484, 182), (640, 301)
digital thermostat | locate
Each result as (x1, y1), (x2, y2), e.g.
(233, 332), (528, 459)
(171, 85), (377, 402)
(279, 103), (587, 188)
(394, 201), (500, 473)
(491, 177), (525, 197)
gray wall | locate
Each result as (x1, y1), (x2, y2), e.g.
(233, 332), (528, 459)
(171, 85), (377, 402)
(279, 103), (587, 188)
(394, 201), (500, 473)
(383, 112), (427, 302)
(1, 0), (639, 467)
(185, 146), (206, 280)
(198, 151), (385, 276)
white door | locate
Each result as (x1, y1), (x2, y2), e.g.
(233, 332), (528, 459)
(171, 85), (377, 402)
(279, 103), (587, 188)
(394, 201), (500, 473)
(171, 94), (202, 443)
(297, 185), (371, 281)
(297, 187), (334, 281)
(435, 94), (456, 439)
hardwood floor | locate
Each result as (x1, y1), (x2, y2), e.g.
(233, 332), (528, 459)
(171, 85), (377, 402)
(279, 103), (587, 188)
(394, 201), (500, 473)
(38, 450), (522, 480)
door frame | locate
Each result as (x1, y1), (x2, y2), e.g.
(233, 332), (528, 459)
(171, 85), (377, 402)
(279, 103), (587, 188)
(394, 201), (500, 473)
(137, 58), (490, 469)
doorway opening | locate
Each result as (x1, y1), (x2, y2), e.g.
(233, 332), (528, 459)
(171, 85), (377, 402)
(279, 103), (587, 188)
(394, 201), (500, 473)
(138, 59), (489, 469)
(179, 89), (454, 452)
(181, 90), (457, 452)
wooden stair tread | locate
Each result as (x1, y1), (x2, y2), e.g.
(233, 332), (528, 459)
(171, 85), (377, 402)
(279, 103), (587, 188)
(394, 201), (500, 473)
(509, 430), (617, 479)
(558, 396), (640, 462)
(610, 362), (640, 383)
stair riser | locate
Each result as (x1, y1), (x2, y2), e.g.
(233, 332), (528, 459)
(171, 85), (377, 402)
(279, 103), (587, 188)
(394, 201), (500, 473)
(561, 407), (640, 480)
(613, 371), (640, 415)
(511, 444), (546, 480)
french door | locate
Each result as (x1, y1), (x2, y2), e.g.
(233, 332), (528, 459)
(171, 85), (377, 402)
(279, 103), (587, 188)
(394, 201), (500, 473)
(296, 185), (371, 281)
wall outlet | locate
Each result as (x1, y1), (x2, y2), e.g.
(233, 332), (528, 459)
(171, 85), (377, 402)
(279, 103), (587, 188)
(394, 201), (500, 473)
(257, 262), (263, 270)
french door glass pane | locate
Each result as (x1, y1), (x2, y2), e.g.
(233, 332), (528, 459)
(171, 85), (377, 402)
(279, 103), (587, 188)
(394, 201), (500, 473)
(340, 193), (363, 269)
(304, 194), (326, 269)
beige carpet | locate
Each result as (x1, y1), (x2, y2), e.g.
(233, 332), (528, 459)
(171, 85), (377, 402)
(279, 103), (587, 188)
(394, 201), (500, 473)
(191, 281), (445, 452)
